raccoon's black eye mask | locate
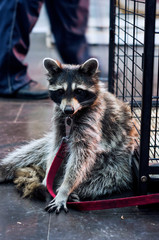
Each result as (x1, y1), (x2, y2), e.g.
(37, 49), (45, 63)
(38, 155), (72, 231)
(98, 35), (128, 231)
(74, 89), (97, 106)
(49, 88), (97, 106)
(49, 89), (64, 104)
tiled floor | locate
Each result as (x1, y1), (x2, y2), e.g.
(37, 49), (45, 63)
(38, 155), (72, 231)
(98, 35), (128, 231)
(0, 33), (159, 240)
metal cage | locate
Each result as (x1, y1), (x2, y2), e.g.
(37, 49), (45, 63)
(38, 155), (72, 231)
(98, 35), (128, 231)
(108, 0), (159, 195)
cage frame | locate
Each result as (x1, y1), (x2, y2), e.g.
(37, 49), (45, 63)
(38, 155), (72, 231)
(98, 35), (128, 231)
(108, 0), (159, 195)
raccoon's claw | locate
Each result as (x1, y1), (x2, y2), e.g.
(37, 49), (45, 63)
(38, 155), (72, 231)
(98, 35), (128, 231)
(45, 198), (68, 214)
(68, 192), (80, 202)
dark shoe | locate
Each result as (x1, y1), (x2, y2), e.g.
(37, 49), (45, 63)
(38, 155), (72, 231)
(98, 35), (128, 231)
(0, 80), (49, 100)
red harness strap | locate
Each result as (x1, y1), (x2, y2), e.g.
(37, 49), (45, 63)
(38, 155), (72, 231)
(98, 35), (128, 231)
(47, 139), (159, 211)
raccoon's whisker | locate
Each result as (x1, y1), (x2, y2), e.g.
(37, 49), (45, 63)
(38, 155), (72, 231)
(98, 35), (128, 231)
(72, 106), (82, 116)
(80, 96), (97, 106)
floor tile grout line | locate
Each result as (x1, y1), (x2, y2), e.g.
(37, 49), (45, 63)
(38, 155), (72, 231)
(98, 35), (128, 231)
(47, 214), (51, 240)
(14, 103), (24, 123)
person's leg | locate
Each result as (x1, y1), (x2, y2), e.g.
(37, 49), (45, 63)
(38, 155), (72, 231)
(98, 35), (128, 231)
(0, 0), (43, 95)
(45, 0), (90, 64)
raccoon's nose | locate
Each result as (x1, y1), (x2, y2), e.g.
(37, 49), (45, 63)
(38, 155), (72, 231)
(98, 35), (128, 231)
(64, 105), (74, 115)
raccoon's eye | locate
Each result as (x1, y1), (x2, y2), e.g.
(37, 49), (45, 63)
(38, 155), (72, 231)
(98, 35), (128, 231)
(57, 89), (65, 95)
(74, 88), (84, 95)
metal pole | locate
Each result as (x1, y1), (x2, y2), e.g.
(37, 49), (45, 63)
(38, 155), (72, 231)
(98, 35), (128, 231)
(108, 0), (116, 93)
(139, 0), (156, 194)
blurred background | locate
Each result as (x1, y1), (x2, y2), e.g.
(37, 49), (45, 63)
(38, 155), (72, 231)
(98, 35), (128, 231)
(26, 0), (109, 86)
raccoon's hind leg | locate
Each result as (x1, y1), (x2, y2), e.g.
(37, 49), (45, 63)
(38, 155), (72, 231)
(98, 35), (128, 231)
(76, 151), (133, 200)
(68, 191), (80, 202)
(0, 133), (52, 182)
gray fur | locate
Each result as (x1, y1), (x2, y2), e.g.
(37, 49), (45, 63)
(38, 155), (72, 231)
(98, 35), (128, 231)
(0, 58), (137, 213)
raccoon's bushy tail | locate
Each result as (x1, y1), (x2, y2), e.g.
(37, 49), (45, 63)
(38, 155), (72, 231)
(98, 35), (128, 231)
(14, 165), (47, 201)
(0, 133), (52, 182)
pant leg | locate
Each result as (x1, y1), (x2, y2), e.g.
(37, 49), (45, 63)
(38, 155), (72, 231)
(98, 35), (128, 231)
(45, 0), (90, 64)
(0, 0), (43, 94)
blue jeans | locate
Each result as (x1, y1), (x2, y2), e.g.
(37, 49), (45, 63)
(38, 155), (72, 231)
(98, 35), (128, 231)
(0, 0), (89, 94)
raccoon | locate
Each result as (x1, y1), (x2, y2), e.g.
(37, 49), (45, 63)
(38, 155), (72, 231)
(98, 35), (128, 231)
(0, 58), (138, 213)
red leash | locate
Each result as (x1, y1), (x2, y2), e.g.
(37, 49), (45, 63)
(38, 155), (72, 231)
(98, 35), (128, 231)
(46, 138), (159, 211)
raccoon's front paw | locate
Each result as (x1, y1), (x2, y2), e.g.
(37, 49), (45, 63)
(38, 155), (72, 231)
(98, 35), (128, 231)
(45, 196), (68, 214)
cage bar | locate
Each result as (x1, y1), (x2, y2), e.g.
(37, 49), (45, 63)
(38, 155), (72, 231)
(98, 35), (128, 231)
(108, 0), (159, 195)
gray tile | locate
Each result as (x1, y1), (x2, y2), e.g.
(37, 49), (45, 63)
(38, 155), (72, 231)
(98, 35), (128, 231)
(0, 101), (22, 123)
(0, 121), (50, 160)
(0, 183), (49, 240)
(48, 208), (159, 240)
(16, 100), (53, 123)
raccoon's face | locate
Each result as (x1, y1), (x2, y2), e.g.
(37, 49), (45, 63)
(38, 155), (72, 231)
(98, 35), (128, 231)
(43, 58), (99, 115)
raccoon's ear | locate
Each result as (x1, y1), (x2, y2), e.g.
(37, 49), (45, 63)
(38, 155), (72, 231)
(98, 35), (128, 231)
(43, 58), (62, 74)
(79, 58), (99, 76)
